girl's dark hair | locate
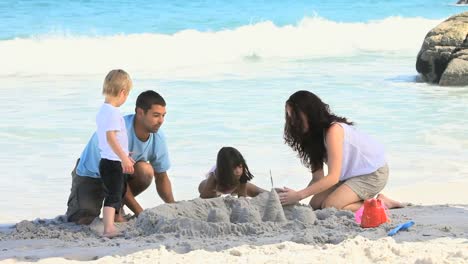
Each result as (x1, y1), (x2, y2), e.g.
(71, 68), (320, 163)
(216, 147), (254, 191)
(284, 90), (353, 172)
(135, 90), (166, 113)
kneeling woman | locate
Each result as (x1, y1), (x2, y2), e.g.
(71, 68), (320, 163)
(278, 90), (401, 211)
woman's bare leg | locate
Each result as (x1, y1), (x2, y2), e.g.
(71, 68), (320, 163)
(376, 193), (405, 209)
(321, 184), (362, 212)
(309, 184), (339, 210)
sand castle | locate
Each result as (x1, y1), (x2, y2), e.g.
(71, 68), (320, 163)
(134, 190), (318, 237)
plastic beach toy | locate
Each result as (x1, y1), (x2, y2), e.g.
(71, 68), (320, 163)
(355, 205), (365, 224)
(387, 220), (415, 236)
(360, 198), (388, 228)
(354, 199), (389, 224)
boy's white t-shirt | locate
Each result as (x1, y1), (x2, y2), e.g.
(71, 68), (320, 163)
(96, 103), (128, 161)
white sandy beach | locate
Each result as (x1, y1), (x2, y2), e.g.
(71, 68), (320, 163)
(1, 186), (467, 264)
(1, 1), (467, 263)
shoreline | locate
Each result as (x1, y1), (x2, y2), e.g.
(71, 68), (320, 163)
(384, 180), (468, 205)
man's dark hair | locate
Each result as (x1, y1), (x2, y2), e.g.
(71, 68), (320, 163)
(135, 90), (166, 113)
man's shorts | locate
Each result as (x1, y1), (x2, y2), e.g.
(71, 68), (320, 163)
(340, 164), (389, 200)
(65, 159), (105, 223)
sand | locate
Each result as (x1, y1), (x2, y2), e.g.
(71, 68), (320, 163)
(0, 190), (467, 263)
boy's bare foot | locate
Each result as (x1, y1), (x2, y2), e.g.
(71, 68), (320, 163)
(377, 193), (408, 209)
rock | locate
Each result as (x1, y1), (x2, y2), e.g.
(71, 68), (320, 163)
(439, 58), (468, 85)
(456, 0), (468, 4)
(416, 12), (468, 86)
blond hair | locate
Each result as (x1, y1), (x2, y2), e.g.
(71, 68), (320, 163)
(102, 69), (133, 96)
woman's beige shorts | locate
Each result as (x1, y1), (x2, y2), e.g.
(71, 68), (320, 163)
(340, 164), (389, 200)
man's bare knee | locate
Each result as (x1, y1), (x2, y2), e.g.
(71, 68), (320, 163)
(133, 162), (154, 184)
(128, 162), (154, 196)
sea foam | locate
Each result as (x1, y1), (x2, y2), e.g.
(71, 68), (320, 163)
(0, 16), (441, 78)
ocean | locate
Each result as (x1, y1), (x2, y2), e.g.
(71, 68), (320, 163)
(1, 0), (467, 223)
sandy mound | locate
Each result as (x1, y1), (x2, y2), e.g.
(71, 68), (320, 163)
(132, 191), (323, 238)
(1, 190), (467, 262)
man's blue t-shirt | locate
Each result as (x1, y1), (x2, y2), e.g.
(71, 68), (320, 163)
(76, 114), (170, 178)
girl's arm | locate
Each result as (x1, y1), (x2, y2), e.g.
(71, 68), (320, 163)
(279, 124), (344, 204)
(237, 183), (247, 197)
(199, 172), (218, 198)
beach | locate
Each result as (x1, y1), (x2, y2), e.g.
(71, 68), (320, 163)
(1, 189), (467, 263)
(1, 0), (468, 263)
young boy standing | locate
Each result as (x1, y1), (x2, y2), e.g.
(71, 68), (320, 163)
(96, 69), (134, 237)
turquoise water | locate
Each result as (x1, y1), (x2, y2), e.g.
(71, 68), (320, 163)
(0, 1), (467, 222)
(1, 0), (466, 39)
